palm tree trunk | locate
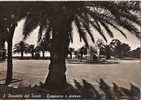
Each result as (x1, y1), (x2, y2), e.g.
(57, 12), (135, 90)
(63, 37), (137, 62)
(6, 41), (13, 85)
(42, 51), (45, 58)
(31, 52), (34, 58)
(21, 51), (24, 58)
(70, 53), (72, 59)
(45, 19), (70, 90)
(6, 22), (16, 85)
(45, 38), (69, 90)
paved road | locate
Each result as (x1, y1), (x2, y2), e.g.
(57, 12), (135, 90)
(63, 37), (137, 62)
(0, 59), (140, 88)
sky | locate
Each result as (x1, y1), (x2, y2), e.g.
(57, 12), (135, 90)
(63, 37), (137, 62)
(13, 19), (140, 50)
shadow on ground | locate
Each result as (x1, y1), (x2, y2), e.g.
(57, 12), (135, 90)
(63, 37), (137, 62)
(67, 59), (119, 64)
(0, 78), (140, 100)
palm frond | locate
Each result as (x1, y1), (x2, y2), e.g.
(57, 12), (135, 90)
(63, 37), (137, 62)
(77, 13), (95, 43)
(68, 23), (73, 43)
(117, 18), (140, 38)
(23, 14), (39, 40)
(75, 16), (88, 46)
(99, 20), (114, 38)
(0, 1), (139, 46)
(38, 25), (44, 43)
(90, 20), (107, 42)
(100, 18), (127, 39)
(44, 25), (52, 41)
(84, 8), (114, 38)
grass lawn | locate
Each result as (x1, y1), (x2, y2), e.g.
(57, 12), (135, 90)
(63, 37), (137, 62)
(0, 59), (140, 88)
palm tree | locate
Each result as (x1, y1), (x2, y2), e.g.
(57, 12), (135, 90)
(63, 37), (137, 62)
(27, 44), (35, 58)
(0, 3), (32, 84)
(0, 1), (140, 89)
(14, 41), (29, 58)
(0, 8), (18, 84)
(38, 39), (48, 58)
(1, 24), (16, 84)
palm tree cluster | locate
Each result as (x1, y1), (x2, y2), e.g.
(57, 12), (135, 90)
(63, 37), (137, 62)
(0, 1), (140, 91)
(14, 40), (50, 59)
(14, 41), (29, 58)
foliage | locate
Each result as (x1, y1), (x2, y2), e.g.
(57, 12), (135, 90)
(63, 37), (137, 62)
(120, 43), (131, 57)
(0, 1), (140, 88)
(27, 44), (35, 53)
(14, 41), (29, 58)
(96, 39), (106, 55)
(110, 39), (131, 58)
(21, 1), (140, 45)
(14, 41), (29, 53)
(127, 47), (140, 58)
(67, 48), (74, 58)
(78, 46), (87, 59)
(0, 40), (5, 49)
(26, 44), (35, 58)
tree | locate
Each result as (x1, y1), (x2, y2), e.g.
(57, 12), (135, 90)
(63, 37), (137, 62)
(27, 44), (35, 58)
(110, 39), (122, 58)
(79, 46), (87, 59)
(14, 41), (29, 58)
(37, 39), (48, 58)
(96, 39), (112, 59)
(89, 46), (98, 61)
(0, 1), (140, 89)
(120, 43), (130, 57)
(110, 39), (131, 58)
(68, 48), (74, 59)
(96, 39), (105, 56)
(0, 11), (18, 84)
(0, 3), (34, 84)
(20, 2), (140, 90)
(127, 47), (140, 58)
(105, 45), (111, 59)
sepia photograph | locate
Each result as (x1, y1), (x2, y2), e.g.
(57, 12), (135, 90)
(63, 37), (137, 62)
(0, 1), (140, 100)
